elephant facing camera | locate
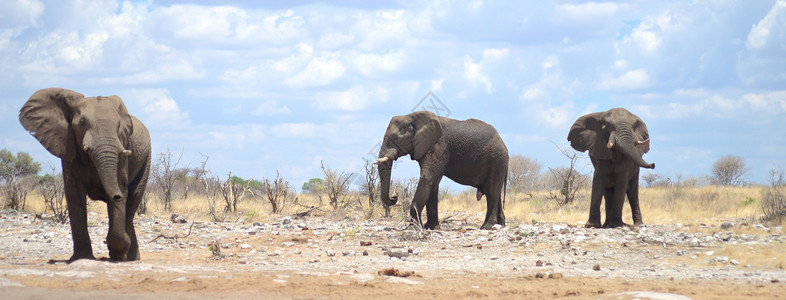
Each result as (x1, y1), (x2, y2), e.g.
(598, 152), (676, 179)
(567, 108), (654, 228)
(19, 87), (151, 263)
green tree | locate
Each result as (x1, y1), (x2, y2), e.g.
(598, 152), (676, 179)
(301, 178), (325, 194)
(0, 148), (42, 209)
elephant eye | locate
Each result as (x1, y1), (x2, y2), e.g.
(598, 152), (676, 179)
(77, 116), (88, 128)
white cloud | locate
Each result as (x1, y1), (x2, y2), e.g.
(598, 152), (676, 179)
(463, 57), (493, 93)
(557, 2), (622, 23)
(746, 0), (786, 50)
(284, 57), (346, 87)
(272, 123), (317, 138)
(0, 0), (44, 28)
(252, 101), (291, 116)
(151, 5), (304, 47)
(316, 86), (389, 111)
(124, 89), (189, 129)
(352, 51), (406, 77)
(601, 69), (650, 90)
(743, 91), (786, 113)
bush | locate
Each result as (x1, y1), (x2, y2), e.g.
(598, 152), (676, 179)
(710, 155), (749, 186)
(762, 169), (786, 223)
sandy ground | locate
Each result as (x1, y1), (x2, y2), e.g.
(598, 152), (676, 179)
(0, 210), (784, 299)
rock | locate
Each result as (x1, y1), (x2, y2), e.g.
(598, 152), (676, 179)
(593, 264), (601, 271)
(548, 273), (563, 279)
(491, 224), (503, 230)
(360, 241), (372, 246)
(384, 248), (410, 258)
(536, 260), (543, 267)
(720, 222), (734, 230)
(170, 214), (187, 224)
(714, 256), (729, 264)
(240, 243), (252, 249)
(281, 217), (292, 225)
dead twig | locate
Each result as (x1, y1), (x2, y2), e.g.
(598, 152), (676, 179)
(151, 221), (195, 242)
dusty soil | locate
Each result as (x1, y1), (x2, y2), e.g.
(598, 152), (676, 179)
(0, 210), (784, 299)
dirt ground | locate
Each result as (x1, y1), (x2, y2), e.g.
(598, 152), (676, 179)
(0, 210), (784, 299)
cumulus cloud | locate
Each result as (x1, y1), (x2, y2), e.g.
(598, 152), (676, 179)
(0, 0), (44, 28)
(123, 89), (190, 129)
(746, 0), (786, 51)
(272, 123), (317, 138)
(601, 69), (650, 90)
(284, 57), (346, 87)
(252, 101), (291, 116)
(316, 86), (389, 111)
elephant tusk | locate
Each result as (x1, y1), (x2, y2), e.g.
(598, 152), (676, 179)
(636, 138), (649, 145)
(373, 157), (390, 165)
(122, 149), (132, 156)
(606, 141), (614, 149)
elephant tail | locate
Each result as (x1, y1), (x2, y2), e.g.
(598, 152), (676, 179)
(502, 166), (508, 210)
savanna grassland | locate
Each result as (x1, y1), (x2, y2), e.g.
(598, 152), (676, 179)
(2, 184), (785, 299)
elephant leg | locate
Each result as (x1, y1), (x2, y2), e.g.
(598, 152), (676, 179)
(424, 186), (440, 230)
(106, 199), (131, 261)
(125, 189), (143, 261)
(627, 170), (643, 226)
(586, 175), (604, 228)
(480, 182), (504, 229)
(410, 174), (440, 229)
(603, 184), (627, 228)
(63, 171), (94, 262)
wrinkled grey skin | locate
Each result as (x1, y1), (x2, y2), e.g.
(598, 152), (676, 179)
(377, 111), (508, 230)
(19, 88), (151, 262)
(568, 108), (654, 228)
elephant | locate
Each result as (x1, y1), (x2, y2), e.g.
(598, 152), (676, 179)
(375, 111), (508, 230)
(567, 108), (654, 228)
(19, 88), (151, 262)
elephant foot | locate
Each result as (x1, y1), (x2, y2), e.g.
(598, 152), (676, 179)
(424, 221), (440, 230)
(602, 220), (625, 228)
(584, 220), (602, 228)
(67, 252), (96, 264)
(480, 222), (503, 230)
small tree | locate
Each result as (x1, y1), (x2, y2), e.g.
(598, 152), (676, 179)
(219, 172), (253, 213)
(361, 159), (383, 218)
(302, 178), (326, 194)
(641, 172), (661, 188)
(264, 171), (291, 214)
(762, 169), (786, 223)
(151, 149), (185, 211)
(0, 149), (41, 210)
(545, 146), (589, 206)
(37, 164), (67, 223)
(507, 154), (542, 198)
(710, 155), (749, 186)
(320, 161), (351, 210)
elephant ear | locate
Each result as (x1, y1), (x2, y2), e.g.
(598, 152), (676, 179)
(104, 95), (133, 149)
(632, 114), (650, 154)
(19, 88), (85, 161)
(567, 112), (613, 160)
(410, 111), (443, 160)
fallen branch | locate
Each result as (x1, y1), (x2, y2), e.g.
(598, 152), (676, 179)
(151, 221), (195, 242)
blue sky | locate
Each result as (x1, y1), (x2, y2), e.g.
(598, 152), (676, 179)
(1, 0), (784, 191)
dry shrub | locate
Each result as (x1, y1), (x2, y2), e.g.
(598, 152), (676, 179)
(762, 169), (786, 224)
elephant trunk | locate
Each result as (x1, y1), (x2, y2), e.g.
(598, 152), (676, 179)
(612, 123), (655, 169)
(91, 143), (125, 201)
(378, 162), (397, 206)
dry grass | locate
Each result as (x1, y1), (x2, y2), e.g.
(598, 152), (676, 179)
(17, 185), (768, 227)
(16, 185), (784, 270)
